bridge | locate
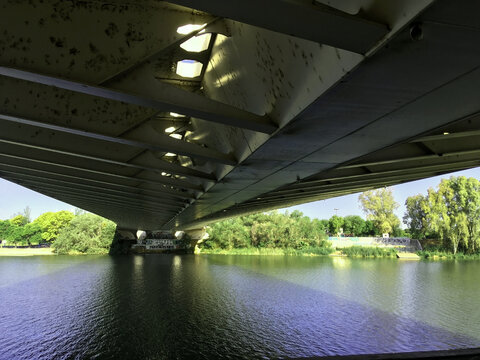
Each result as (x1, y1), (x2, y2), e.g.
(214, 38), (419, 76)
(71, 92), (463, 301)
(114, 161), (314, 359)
(1, 0), (479, 232)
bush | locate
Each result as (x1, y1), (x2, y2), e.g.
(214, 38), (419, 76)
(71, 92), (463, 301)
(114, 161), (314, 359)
(53, 214), (115, 255)
(340, 246), (397, 258)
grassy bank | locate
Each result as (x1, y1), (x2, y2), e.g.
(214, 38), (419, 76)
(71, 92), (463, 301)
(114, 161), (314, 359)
(199, 246), (334, 256)
(0, 247), (54, 256)
(417, 250), (480, 260)
(198, 246), (398, 258)
(339, 246), (398, 258)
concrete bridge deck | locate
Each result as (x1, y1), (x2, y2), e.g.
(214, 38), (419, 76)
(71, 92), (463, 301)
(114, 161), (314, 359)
(1, 0), (479, 230)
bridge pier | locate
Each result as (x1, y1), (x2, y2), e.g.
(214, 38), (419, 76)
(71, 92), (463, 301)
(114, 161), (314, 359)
(109, 227), (137, 255)
(183, 228), (208, 254)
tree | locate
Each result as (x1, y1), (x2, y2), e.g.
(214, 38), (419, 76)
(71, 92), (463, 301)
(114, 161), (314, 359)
(0, 220), (14, 240)
(403, 194), (428, 239)
(53, 213), (116, 254)
(328, 215), (344, 234)
(343, 215), (365, 236)
(10, 215), (29, 227)
(425, 177), (480, 253)
(33, 211), (74, 243)
(359, 188), (400, 235)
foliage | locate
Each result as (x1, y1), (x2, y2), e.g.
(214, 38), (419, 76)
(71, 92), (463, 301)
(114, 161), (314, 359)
(0, 220), (13, 240)
(53, 214), (116, 255)
(10, 215), (29, 227)
(33, 211), (74, 243)
(417, 249), (480, 260)
(340, 246), (397, 258)
(200, 246), (334, 256)
(0, 221), (42, 245)
(10, 206), (32, 226)
(423, 177), (480, 254)
(203, 211), (330, 251)
(403, 194), (428, 239)
(328, 215), (344, 234)
(342, 215), (366, 236)
(359, 188), (400, 234)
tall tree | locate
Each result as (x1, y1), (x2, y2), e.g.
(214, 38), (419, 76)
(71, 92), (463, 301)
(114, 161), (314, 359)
(10, 215), (29, 227)
(328, 215), (344, 235)
(403, 194), (428, 239)
(33, 211), (74, 243)
(425, 176), (480, 253)
(343, 215), (366, 236)
(359, 188), (400, 235)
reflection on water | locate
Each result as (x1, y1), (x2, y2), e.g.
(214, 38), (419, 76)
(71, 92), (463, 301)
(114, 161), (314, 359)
(0, 255), (479, 359)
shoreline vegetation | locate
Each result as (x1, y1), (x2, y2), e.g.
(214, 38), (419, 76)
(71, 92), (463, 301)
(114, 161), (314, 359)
(0, 210), (115, 255)
(198, 246), (398, 258)
(198, 176), (480, 261)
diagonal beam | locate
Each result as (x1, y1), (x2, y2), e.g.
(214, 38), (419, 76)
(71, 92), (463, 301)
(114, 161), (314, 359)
(411, 130), (480, 143)
(0, 66), (276, 134)
(339, 149), (480, 169)
(0, 113), (235, 165)
(0, 142), (204, 191)
(2, 173), (186, 212)
(0, 137), (215, 181)
(0, 167), (189, 207)
(0, 161), (194, 200)
(167, 0), (388, 54)
(0, 152), (202, 193)
(9, 179), (180, 216)
(25, 187), (179, 217)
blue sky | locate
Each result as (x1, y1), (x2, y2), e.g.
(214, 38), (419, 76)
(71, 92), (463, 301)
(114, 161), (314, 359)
(1, 167), (479, 223)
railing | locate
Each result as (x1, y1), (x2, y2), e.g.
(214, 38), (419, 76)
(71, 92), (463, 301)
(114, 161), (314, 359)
(0, 244), (51, 248)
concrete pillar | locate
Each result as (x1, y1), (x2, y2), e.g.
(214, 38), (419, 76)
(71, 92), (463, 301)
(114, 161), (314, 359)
(109, 227), (137, 255)
(183, 228), (208, 254)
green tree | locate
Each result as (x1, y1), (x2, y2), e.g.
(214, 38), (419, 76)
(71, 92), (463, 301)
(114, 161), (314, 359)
(204, 211), (328, 250)
(328, 215), (344, 234)
(403, 194), (428, 239)
(10, 215), (29, 227)
(0, 220), (14, 241)
(362, 220), (377, 236)
(343, 215), (365, 236)
(53, 213), (116, 254)
(359, 188), (400, 235)
(425, 177), (480, 253)
(33, 211), (74, 243)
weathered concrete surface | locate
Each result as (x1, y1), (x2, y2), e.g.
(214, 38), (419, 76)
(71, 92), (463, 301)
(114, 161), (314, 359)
(1, 1), (480, 230)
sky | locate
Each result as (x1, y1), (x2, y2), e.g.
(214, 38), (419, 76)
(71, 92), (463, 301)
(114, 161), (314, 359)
(1, 167), (480, 223)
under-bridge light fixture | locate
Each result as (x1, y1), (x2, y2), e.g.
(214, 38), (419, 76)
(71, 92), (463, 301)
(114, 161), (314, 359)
(177, 24), (206, 35)
(169, 133), (182, 140)
(176, 59), (203, 78)
(165, 152), (177, 157)
(169, 112), (185, 118)
(164, 126), (176, 133)
(443, 132), (450, 135)
(180, 33), (212, 53)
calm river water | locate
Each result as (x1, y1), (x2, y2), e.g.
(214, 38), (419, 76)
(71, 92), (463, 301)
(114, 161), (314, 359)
(0, 255), (479, 359)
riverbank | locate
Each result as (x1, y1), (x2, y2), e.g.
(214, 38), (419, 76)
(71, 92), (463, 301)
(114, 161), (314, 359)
(0, 248), (55, 256)
(417, 250), (480, 260)
(199, 246), (334, 256)
(198, 246), (401, 258)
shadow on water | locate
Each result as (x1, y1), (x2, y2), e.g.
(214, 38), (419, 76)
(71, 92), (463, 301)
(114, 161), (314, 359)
(0, 255), (479, 359)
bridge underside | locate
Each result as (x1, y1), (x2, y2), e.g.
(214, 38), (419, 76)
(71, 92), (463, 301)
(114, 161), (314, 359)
(0, 0), (479, 230)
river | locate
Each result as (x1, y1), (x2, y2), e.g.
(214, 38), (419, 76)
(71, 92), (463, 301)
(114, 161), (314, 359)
(0, 255), (479, 359)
